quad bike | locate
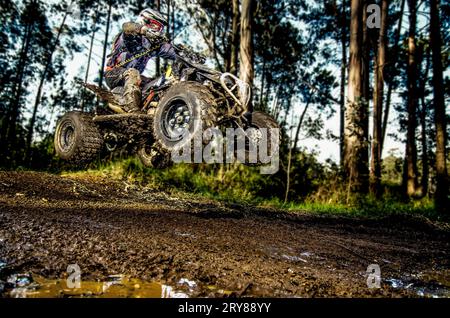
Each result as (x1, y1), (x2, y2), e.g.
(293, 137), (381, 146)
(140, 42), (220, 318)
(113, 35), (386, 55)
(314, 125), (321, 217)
(54, 43), (280, 168)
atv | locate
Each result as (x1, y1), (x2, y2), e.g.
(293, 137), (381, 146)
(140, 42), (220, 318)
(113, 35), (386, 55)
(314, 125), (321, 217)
(54, 43), (280, 168)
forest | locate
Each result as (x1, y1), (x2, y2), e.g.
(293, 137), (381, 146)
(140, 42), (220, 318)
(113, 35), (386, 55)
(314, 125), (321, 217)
(0, 0), (449, 219)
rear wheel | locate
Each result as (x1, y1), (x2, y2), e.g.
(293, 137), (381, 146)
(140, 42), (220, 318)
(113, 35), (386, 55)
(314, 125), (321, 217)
(243, 111), (280, 165)
(54, 111), (103, 165)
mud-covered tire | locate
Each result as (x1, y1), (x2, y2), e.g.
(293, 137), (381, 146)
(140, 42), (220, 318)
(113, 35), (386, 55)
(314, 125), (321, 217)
(243, 111), (280, 165)
(153, 81), (218, 155)
(54, 111), (103, 165)
(137, 146), (172, 169)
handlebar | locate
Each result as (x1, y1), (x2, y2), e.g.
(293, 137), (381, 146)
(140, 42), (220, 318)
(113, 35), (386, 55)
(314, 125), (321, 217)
(143, 30), (207, 65)
(144, 29), (169, 44)
(173, 43), (207, 65)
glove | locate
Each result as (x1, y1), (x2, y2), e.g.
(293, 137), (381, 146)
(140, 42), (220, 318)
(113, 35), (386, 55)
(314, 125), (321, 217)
(139, 25), (149, 35)
(143, 28), (168, 44)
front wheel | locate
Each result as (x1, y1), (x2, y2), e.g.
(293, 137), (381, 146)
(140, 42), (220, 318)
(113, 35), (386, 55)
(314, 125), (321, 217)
(137, 145), (172, 169)
(54, 111), (103, 165)
(153, 81), (218, 155)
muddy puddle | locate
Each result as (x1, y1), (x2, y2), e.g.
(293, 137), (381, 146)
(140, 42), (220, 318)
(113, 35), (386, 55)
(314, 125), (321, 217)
(384, 269), (450, 298)
(0, 273), (197, 298)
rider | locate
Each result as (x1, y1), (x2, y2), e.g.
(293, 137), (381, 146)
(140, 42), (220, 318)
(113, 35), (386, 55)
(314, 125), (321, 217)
(104, 8), (176, 113)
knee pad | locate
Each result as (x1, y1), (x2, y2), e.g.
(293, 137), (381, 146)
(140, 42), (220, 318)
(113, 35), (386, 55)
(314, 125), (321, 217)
(123, 68), (141, 85)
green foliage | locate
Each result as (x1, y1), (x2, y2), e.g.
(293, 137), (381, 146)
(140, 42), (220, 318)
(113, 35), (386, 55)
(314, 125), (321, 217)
(382, 152), (403, 184)
(60, 154), (446, 222)
(270, 197), (438, 220)
(90, 158), (283, 203)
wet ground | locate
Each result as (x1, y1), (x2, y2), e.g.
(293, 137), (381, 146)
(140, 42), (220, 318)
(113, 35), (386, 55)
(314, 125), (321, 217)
(0, 171), (449, 298)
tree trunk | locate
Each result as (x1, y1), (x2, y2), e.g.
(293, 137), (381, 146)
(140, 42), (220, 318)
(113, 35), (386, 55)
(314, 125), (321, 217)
(293, 100), (311, 151)
(381, 0), (405, 153)
(171, 0), (175, 39)
(98, 1), (112, 88)
(429, 0), (448, 212)
(370, 0), (388, 196)
(81, 13), (98, 112)
(260, 58), (266, 109)
(286, 100), (311, 203)
(155, 0), (161, 76)
(418, 44), (430, 197)
(167, 0), (171, 41)
(163, 0), (171, 71)
(339, 0), (347, 167)
(7, 22), (32, 155)
(230, 0), (239, 75)
(285, 143), (292, 204)
(26, 2), (71, 159)
(419, 102), (429, 197)
(361, 0), (370, 181)
(271, 88), (280, 119)
(419, 98), (429, 197)
(265, 77), (272, 110)
(404, 0), (419, 197)
(344, 0), (368, 194)
(361, 0), (370, 114)
(285, 113), (295, 203)
(239, 0), (254, 91)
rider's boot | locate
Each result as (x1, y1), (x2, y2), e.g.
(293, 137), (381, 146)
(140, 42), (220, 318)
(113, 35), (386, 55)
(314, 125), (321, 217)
(120, 68), (142, 113)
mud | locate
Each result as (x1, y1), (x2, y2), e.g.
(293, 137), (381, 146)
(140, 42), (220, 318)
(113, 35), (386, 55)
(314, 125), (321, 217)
(0, 171), (449, 297)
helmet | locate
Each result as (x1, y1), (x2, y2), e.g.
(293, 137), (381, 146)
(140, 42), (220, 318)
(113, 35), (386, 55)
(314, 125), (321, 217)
(137, 8), (167, 34)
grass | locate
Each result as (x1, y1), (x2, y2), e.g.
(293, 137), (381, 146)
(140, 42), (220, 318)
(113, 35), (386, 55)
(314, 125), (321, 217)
(61, 157), (447, 223)
(261, 198), (438, 220)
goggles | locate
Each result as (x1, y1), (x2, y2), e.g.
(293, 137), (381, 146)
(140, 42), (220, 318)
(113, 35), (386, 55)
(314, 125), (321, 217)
(144, 18), (164, 33)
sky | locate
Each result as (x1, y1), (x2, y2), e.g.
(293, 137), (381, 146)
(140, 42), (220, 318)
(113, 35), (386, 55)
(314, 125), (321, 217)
(28, 0), (438, 164)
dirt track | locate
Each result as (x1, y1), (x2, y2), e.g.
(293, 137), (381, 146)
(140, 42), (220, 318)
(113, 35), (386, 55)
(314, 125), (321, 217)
(0, 171), (449, 297)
